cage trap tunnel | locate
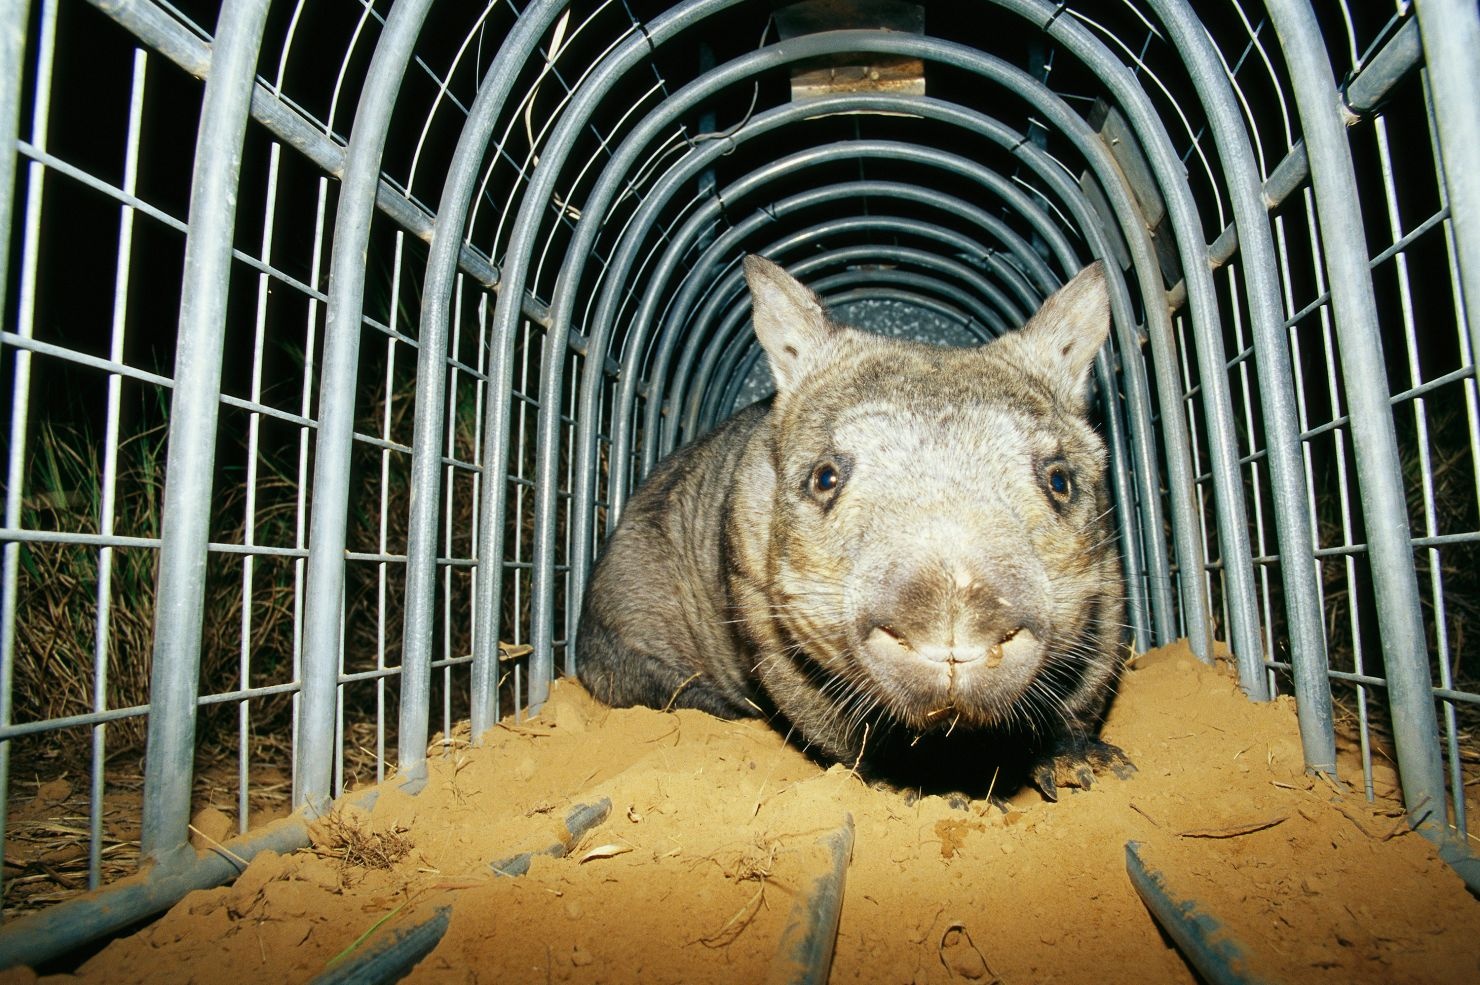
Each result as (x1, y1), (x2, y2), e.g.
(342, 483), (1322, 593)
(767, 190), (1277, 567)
(1, 0), (1480, 967)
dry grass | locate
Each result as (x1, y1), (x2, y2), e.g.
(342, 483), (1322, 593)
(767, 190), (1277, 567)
(1, 768), (141, 914)
(1311, 404), (1480, 814)
(309, 811), (413, 871)
(10, 416), (299, 766)
(3, 409), (302, 915)
(0, 741), (306, 916)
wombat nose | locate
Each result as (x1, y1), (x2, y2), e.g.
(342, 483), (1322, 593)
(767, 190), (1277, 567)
(866, 624), (1021, 668)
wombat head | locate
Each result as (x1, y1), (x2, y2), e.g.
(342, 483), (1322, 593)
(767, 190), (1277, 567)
(740, 256), (1120, 745)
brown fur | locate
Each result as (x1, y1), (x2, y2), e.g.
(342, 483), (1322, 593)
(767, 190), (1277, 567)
(577, 256), (1127, 795)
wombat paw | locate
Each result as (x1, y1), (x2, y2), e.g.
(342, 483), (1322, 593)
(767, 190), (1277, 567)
(1032, 739), (1136, 802)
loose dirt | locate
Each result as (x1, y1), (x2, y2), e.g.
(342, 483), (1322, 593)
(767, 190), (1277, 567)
(6, 640), (1480, 984)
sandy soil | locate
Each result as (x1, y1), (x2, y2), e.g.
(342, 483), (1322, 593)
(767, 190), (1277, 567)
(6, 640), (1480, 984)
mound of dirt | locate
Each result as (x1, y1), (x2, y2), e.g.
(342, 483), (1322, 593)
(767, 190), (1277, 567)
(9, 641), (1480, 984)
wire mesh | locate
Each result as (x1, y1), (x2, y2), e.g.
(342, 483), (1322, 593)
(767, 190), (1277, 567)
(1, 0), (1478, 955)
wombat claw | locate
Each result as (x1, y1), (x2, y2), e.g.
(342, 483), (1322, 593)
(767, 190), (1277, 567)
(1032, 740), (1136, 802)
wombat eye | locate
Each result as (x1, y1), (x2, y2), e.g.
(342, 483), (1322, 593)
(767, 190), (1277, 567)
(1045, 464), (1073, 503)
(809, 461), (843, 499)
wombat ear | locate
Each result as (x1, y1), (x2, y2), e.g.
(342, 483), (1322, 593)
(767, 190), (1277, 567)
(743, 255), (837, 393)
(1009, 260), (1110, 413)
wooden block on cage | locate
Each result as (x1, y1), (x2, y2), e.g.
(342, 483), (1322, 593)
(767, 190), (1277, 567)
(788, 58), (927, 100)
(775, 0), (926, 100)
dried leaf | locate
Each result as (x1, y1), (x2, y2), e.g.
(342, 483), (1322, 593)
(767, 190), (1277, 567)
(578, 843), (634, 863)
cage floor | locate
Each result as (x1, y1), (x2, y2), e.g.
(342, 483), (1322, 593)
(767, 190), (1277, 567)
(16, 643), (1480, 985)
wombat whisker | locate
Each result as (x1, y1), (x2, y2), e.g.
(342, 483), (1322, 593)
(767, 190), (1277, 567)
(999, 693), (1033, 736)
(1019, 671), (1075, 724)
(845, 694), (881, 734)
(1015, 692), (1060, 739)
(817, 676), (855, 709)
(841, 691), (882, 742)
(1078, 536), (1123, 557)
(830, 670), (879, 721)
(773, 584), (848, 605)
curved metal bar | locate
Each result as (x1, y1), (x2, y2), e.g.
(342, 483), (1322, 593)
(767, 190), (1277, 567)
(0, 0), (22, 340)
(809, 265), (1012, 325)
(1264, 0), (1450, 854)
(701, 272), (1000, 428)
(297, 0), (435, 814)
(709, 288), (983, 428)
(686, 261), (1008, 442)
(798, 246), (1016, 326)
(769, 814), (855, 985)
(666, 221), (1023, 453)
(1148, 0), (1333, 765)
(985, 0), (1257, 683)
(408, 0), (569, 747)
(484, 0), (744, 706)
(1125, 842), (1274, 985)
(637, 143), (1084, 478)
(1414, 0), (1480, 370)
(141, 0), (271, 869)
(697, 251), (1008, 434)
(0, 0), (33, 877)
(673, 196), (1042, 323)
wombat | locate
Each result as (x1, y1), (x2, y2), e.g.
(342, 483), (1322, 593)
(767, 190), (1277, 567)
(577, 255), (1129, 798)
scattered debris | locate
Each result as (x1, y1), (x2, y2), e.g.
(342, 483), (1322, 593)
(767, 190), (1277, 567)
(310, 811), (413, 871)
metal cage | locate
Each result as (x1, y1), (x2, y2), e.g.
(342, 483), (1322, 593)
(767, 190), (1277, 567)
(1, 0), (1478, 964)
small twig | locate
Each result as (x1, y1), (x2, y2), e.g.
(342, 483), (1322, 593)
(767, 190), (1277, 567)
(662, 673), (703, 713)
(850, 723), (869, 775)
(643, 723), (680, 745)
(1129, 802), (1162, 829)
(752, 726), (797, 818)
(429, 878), (483, 891)
(697, 881), (767, 948)
(1178, 815), (1287, 839)
(187, 824), (250, 870)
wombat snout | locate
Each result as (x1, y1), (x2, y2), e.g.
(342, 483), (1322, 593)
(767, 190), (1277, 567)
(864, 625), (1022, 669)
(859, 563), (1034, 672)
